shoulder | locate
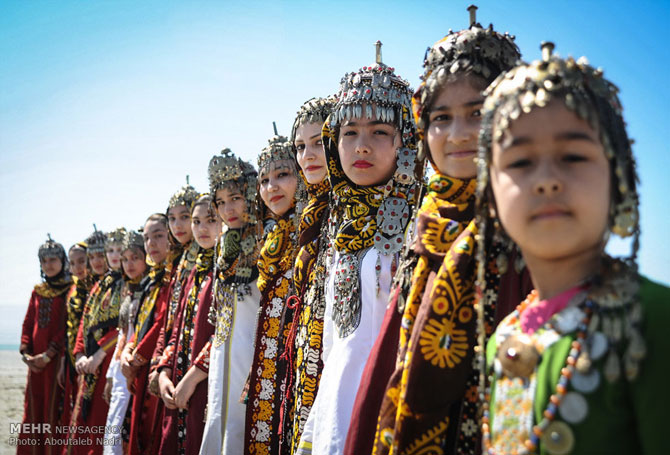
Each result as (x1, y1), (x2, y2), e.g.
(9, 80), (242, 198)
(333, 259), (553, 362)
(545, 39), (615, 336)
(639, 275), (670, 325)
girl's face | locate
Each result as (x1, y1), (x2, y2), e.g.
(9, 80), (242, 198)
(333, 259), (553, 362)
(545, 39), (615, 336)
(40, 256), (63, 278)
(105, 243), (123, 271)
(191, 203), (222, 249)
(121, 248), (147, 281)
(69, 249), (88, 280)
(215, 187), (247, 229)
(295, 121), (327, 184)
(167, 205), (193, 245)
(490, 98), (610, 264)
(88, 251), (108, 275)
(259, 160), (298, 217)
(143, 219), (169, 264)
(426, 76), (484, 178)
(338, 106), (401, 187)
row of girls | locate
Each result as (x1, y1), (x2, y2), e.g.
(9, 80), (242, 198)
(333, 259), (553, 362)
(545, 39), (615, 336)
(19, 6), (668, 455)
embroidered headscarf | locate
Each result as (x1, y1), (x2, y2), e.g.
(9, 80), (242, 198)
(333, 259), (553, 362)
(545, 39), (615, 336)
(207, 148), (262, 345)
(322, 41), (420, 338)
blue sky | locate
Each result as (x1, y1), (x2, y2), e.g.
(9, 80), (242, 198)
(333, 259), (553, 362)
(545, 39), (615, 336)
(1, 0), (668, 343)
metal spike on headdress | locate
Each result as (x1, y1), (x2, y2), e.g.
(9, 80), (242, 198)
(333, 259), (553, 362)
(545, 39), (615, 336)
(468, 4), (478, 26)
(168, 176), (199, 209)
(257, 129), (294, 173)
(39, 234), (65, 260)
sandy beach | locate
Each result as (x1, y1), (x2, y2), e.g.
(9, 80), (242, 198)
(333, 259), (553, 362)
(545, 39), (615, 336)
(0, 350), (27, 454)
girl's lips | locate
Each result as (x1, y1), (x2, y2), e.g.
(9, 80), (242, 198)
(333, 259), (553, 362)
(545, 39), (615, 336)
(306, 165), (323, 172)
(228, 216), (238, 222)
(448, 150), (476, 159)
(270, 195), (284, 203)
(175, 231), (186, 237)
(353, 160), (373, 168)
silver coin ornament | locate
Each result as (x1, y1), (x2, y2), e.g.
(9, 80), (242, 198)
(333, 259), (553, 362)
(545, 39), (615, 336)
(559, 391), (589, 424)
(571, 368), (601, 394)
(553, 306), (585, 334)
(586, 331), (609, 361)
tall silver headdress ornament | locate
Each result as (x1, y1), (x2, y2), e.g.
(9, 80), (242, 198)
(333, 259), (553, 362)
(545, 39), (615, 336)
(412, 4), (521, 159)
(168, 176), (199, 210)
(85, 224), (107, 254)
(106, 227), (127, 247)
(477, 41), (639, 240)
(257, 125), (295, 174)
(330, 40), (413, 132)
(38, 233), (66, 261)
(290, 96), (336, 144)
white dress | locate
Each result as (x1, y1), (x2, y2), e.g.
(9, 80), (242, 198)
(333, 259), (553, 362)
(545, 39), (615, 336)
(103, 295), (139, 455)
(199, 280), (261, 455)
(297, 248), (393, 455)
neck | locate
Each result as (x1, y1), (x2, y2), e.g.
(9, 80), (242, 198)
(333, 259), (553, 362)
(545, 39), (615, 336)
(523, 246), (602, 300)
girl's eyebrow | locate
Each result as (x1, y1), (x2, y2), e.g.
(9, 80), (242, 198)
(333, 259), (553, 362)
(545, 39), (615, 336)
(309, 133), (321, 140)
(432, 98), (484, 112)
(554, 131), (597, 143)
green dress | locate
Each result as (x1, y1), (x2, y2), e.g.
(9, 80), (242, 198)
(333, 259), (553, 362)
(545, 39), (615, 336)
(486, 276), (670, 455)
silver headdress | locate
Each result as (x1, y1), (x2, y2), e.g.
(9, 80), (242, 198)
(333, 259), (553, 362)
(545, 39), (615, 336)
(290, 96), (336, 144)
(208, 148), (259, 224)
(257, 123), (295, 174)
(413, 5), (521, 150)
(331, 41), (412, 131)
(168, 176), (199, 210)
(121, 229), (145, 253)
(85, 224), (106, 254)
(106, 227), (127, 247)
(38, 234), (66, 261)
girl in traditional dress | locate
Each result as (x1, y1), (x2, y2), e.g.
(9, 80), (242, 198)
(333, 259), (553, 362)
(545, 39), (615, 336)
(145, 184), (199, 453)
(68, 228), (126, 455)
(477, 42), (669, 455)
(199, 149), (262, 455)
(296, 42), (421, 455)
(102, 230), (148, 454)
(19, 235), (71, 454)
(356, 8), (529, 455)
(148, 183), (200, 395)
(59, 234), (102, 436)
(244, 133), (303, 455)
(122, 214), (172, 455)
(281, 97), (334, 454)
(157, 195), (219, 455)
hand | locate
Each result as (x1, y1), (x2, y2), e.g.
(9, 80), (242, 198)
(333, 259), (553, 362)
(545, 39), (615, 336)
(32, 352), (50, 370)
(148, 370), (160, 397)
(22, 354), (44, 374)
(173, 367), (207, 410)
(158, 370), (177, 409)
(75, 354), (89, 375)
(103, 379), (112, 404)
(84, 349), (106, 374)
(57, 356), (65, 388)
(120, 345), (134, 374)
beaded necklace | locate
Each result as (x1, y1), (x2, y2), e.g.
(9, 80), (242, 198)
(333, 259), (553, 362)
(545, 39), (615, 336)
(481, 289), (595, 455)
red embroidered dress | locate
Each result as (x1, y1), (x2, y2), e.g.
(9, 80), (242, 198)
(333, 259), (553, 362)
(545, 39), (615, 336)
(126, 264), (172, 455)
(19, 279), (69, 454)
(157, 248), (214, 455)
(68, 270), (123, 455)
